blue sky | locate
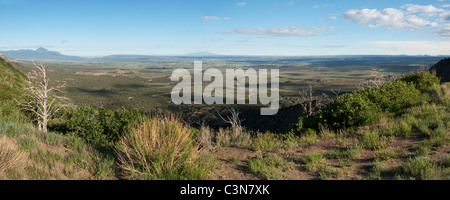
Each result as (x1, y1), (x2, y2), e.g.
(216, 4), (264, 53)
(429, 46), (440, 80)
(1, 0), (450, 56)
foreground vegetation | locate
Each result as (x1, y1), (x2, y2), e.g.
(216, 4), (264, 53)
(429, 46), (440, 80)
(1, 56), (449, 180)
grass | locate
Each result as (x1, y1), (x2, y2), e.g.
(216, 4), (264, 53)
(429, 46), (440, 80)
(66, 136), (87, 152)
(115, 116), (216, 180)
(0, 136), (27, 172)
(227, 156), (238, 164)
(374, 149), (398, 161)
(368, 160), (391, 180)
(396, 156), (441, 180)
(247, 154), (294, 180)
(252, 133), (280, 151)
(361, 130), (389, 150)
(91, 155), (116, 180)
(30, 150), (64, 169)
(18, 137), (38, 151)
(303, 153), (327, 172)
(325, 145), (361, 160)
(0, 119), (117, 180)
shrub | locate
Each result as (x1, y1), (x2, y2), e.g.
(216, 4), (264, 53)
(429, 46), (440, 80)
(296, 71), (441, 133)
(304, 92), (381, 130)
(252, 133), (280, 151)
(115, 116), (215, 180)
(65, 106), (141, 144)
(374, 149), (398, 161)
(397, 157), (441, 180)
(361, 130), (389, 150)
(398, 120), (412, 138)
(416, 145), (430, 156)
(399, 71), (440, 94)
(362, 81), (421, 114)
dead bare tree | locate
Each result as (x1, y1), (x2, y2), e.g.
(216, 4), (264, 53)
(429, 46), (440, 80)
(298, 86), (327, 116)
(331, 89), (341, 100)
(16, 62), (69, 133)
(217, 106), (245, 139)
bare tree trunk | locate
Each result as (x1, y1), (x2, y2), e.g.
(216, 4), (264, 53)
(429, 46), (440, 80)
(299, 86), (327, 116)
(16, 62), (68, 133)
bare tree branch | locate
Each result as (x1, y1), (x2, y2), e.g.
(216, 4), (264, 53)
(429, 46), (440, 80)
(298, 85), (327, 116)
(15, 62), (70, 133)
(217, 106), (245, 139)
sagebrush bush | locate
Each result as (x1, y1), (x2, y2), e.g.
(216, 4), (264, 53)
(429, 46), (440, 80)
(398, 156), (441, 180)
(115, 116), (215, 180)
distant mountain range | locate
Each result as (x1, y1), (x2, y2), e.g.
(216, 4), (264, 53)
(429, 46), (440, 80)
(0, 47), (83, 61)
(0, 48), (224, 61)
(1, 47), (448, 62)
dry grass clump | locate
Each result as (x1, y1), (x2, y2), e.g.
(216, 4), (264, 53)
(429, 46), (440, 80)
(115, 116), (215, 180)
(0, 136), (27, 171)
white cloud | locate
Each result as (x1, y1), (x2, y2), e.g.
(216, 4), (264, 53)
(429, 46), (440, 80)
(440, 11), (450, 20)
(403, 4), (444, 16)
(219, 26), (333, 37)
(343, 8), (439, 30)
(443, 4), (450, 8)
(368, 40), (450, 55)
(342, 9), (380, 24)
(237, 2), (247, 6)
(202, 16), (220, 21)
(202, 16), (231, 21)
(434, 24), (450, 38)
(434, 28), (450, 38)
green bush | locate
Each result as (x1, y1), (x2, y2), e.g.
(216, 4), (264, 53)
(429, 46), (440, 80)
(399, 71), (440, 94)
(397, 156), (441, 180)
(361, 130), (389, 150)
(362, 81), (421, 114)
(398, 120), (412, 137)
(252, 133), (280, 151)
(64, 106), (141, 144)
(304, 92), (381, 130)
(296, 71), (440, 133)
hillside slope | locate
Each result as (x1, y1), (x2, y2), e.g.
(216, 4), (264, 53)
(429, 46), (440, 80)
(0, 56), (117, 180)
(430, 58), (450, 83)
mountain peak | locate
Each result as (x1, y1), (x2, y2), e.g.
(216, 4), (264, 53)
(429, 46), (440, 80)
(0, 48), (81, 61)
(35, 47), (50, 53)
